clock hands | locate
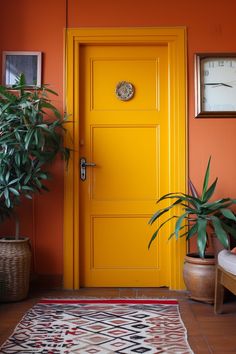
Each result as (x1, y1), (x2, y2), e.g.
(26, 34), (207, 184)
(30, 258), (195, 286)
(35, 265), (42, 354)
(204, 83), (233, 88)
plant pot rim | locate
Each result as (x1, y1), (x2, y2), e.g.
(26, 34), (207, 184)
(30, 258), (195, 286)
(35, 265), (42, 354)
(185, 253), (215, 265)
(186, 252), (215, 258)
(0, 236), (30, 243)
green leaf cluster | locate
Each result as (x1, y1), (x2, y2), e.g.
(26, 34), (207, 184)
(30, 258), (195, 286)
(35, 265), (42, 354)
(148, 157), (236, 258)
(0, 73), (70, 230)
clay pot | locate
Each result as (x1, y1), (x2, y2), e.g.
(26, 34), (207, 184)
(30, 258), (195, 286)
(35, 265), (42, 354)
(183, 253), (216, 303)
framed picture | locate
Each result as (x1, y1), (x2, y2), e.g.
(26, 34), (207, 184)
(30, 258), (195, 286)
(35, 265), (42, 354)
(195, 53), (236, 118)
(2, 51), (42, 87)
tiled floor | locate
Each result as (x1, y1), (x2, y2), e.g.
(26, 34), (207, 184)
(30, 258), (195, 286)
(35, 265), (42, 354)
(0, 287), (236, 353)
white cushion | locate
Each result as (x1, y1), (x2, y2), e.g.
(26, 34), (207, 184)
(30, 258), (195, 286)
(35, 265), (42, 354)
(218, 250), (236, 276)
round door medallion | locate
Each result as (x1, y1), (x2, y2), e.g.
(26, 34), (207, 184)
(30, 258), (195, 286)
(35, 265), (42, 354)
(115, 81), (135, 101)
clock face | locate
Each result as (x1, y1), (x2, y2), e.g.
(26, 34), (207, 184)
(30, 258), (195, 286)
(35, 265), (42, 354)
(201, 57), (236, 112)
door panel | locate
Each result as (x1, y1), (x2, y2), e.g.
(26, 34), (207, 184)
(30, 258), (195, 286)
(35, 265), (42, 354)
(92, 58), (159, 110)
(92, 217), (159, 269)
(92, 126), (159, 201)
(79, 44), (169, 286)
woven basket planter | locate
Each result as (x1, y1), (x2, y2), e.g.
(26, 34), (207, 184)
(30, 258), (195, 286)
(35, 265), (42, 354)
(0, 237), (31, 302)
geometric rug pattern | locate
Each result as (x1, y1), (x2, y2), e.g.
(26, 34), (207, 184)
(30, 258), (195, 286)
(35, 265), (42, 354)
(0, 299), (193, 353)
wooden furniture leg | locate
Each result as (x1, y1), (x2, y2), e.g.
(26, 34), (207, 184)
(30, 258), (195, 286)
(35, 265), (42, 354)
(214, 265), (236, 314)
(214, 266), (224, 314)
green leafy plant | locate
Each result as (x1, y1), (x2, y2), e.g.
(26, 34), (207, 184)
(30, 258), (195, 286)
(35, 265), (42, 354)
(148, 157), (236, 258)
(0, 73), (70, 238)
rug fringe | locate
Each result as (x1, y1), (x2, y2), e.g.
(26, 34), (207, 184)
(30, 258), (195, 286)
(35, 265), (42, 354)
(39, 298), (179, 305)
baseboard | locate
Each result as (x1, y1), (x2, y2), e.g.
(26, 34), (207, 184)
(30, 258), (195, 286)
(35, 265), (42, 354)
(30, 274), (63, 290)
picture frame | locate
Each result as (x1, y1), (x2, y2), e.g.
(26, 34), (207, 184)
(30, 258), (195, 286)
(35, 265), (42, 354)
(195, 53), (236, 118)
(2, 51), (42, 87)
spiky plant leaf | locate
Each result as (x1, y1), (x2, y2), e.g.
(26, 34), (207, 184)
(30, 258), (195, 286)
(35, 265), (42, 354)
(149, 156), (236, 258)
(0, 86), (17, 102)
(197, 219), (208, 258)
(201, 156), (211, 201)
(202, 178), (218, 203)
(220, 208), (236, 221)
(148, 216), (177, 249)
(189, 179), (199, 198)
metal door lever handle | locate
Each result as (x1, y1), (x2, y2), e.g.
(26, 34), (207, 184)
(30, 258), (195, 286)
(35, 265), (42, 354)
(82, 161), (96, 167)
(80, 157), (96, 181)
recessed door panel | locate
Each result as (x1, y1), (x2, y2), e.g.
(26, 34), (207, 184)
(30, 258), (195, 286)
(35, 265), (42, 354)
(92, 57), (159, 111)
(92, 217), (159, 269)
(91, 126), (159, 201)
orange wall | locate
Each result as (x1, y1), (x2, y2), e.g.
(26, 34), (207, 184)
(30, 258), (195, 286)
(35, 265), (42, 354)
(0, 0), (66, 278)
(1, 0), (236, 281)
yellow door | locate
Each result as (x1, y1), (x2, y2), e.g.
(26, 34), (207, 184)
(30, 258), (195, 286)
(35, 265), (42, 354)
(79, 44), (170, 287)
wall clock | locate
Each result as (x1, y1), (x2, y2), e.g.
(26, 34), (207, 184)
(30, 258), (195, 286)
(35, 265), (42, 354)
(195, 53), (236, 117)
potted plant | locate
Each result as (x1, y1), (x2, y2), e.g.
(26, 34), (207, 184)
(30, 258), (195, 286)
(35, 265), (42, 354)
(0, 74), (70, 301)
(148, 157), (236, 303)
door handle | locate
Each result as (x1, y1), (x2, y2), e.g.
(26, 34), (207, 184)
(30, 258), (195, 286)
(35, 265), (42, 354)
(80, 157), (96, 181)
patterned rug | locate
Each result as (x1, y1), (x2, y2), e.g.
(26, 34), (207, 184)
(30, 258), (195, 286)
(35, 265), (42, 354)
(0, 299), (193, 353)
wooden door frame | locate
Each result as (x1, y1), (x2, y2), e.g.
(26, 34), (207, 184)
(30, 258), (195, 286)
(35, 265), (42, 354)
(64, 27), (187, 290)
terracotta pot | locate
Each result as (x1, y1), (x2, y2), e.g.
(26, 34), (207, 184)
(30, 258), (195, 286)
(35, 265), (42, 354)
(183, 253), (216, 303)
(0, 237), (31, 302)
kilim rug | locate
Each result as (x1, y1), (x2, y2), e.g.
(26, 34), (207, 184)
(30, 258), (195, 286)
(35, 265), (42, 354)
(0, 299), (194, 354)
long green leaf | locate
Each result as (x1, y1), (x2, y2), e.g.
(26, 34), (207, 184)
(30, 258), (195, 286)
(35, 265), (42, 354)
(202, 157), (211, 201)
(186, 223), (198, 240)
(174, 213), (188, 239)
(220, 208), (236, 221)
(157, 192), (202, 205)
(201, 198), (231, 207)
(148, 216), (177, 249)
(202, 177), (218, 203)
(189, 179), (199, 198)
(40, 102), (61, 118)
(211, 216), (229, 249)
(43, 87), (59, 96)
(169, 225), (185, 240)
(197, 218), (208, 258)
(155, 192), (187, 204)
(24, 129), (35, 150)
(9, 188), (20, 196)
(3, 188), (9, 200)
(221, 222), (236, 239)
(148, 198), (183, 225)
(8, 177), (20, 186)
(0, 86), (17, 102)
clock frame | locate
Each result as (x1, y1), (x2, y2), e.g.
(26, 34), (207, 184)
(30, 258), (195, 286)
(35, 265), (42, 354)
(195, 53), (236, 118)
